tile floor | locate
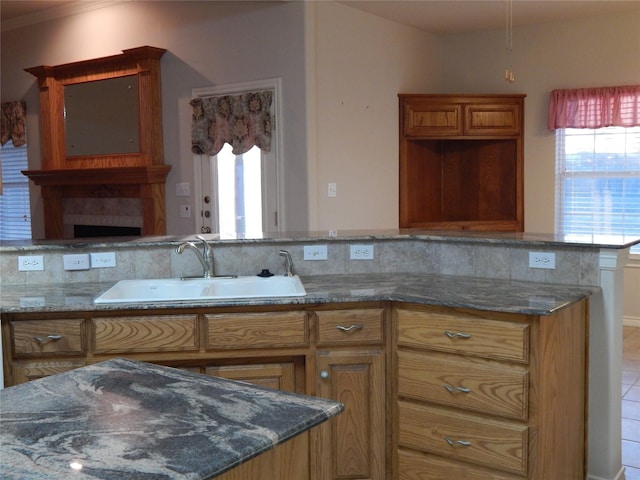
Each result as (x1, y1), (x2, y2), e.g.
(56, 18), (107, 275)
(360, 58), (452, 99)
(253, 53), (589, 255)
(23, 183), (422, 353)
(623, 325), (640, 480)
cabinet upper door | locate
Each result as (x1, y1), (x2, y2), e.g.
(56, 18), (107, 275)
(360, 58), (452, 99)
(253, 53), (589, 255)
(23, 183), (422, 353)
(464, 103), (521, 135)
(402, 100), (463, 136)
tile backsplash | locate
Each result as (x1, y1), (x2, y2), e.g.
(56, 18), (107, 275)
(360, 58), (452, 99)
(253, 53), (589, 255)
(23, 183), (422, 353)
(0, 238), (600, 287)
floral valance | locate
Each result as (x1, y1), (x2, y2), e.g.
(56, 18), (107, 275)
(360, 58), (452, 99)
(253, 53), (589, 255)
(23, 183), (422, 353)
(1, 101), (26, 147)
(548, 85), (640, 130)
(190, 91), (272, 156)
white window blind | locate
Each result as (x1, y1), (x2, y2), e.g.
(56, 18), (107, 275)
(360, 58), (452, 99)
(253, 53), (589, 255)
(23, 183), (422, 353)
(0, 142), (32, 240)
(555, 126), (640, 254)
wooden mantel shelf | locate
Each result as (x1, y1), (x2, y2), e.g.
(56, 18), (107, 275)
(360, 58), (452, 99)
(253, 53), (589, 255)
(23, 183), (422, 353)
(22, 166), (171, 187)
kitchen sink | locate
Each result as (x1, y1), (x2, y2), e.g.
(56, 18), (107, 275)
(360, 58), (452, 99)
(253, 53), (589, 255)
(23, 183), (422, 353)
(94, 275), (307, 304)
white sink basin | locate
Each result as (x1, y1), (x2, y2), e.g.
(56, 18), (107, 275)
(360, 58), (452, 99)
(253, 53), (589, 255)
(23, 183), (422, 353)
(94, 275), (307, 304)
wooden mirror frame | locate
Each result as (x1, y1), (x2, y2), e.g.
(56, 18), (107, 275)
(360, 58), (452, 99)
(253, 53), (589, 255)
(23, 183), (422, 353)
(25, 46), (166, 169)
(23, 47), (171, 239)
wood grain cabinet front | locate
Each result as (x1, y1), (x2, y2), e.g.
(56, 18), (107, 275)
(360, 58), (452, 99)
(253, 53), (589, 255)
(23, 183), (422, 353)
(208, 362), (309, 480)
(92, 315), (199, 354)
(204, 311), (308, 350)
(313, 305), (388, 480)
(393, 303), (588, 480)
(11, 318), (85, 356)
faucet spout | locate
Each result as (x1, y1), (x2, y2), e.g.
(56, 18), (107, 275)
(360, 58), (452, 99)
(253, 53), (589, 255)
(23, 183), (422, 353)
(176, 236), (215, 278)
(279, 250), (295, 277)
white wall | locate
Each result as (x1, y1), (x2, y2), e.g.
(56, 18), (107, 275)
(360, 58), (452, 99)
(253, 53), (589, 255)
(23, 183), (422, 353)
(307, 1), (441, 231)
(1, 1), (309, 235)
(438, 9), (640, 324)
(438, 10), (640, 233)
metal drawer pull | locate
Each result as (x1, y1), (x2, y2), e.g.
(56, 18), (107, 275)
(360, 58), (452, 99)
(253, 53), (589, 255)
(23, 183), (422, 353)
(444, 384), (471, 394)
(33, 335), (63, 344)
(445, 437), (472, 447)
(336, 324), (364, 332)
(444, 330), (471, 339)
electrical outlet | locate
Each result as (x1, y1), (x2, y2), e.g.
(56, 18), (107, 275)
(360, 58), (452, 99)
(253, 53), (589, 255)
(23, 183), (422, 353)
(350, 244), (374, 260)
(90, 252), (116, 268)
(328, 183), (337, 197)
(528, 251), (556, 269)
(18, 255), (44, 271)
(63, 254), (91, 271)
(304, 245), (328, 260)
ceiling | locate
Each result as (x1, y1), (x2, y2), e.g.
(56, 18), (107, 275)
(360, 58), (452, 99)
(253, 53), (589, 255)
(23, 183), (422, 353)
(1, 0), (639, 34)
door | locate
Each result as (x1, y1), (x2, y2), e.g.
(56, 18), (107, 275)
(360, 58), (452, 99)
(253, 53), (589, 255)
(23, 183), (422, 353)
(193, 79), (282, 235)
(313, 349), (386, 480)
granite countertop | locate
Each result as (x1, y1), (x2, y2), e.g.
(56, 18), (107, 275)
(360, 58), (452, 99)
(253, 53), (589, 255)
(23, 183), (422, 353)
(2, 228), (640, 251)
(0, 358), (343, 480)
(0, 273), (598, 316)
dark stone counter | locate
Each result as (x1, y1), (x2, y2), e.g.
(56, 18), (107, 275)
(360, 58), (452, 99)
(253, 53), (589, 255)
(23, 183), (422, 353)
(0, 358), (343, 479)
(0, 273), (597, 316)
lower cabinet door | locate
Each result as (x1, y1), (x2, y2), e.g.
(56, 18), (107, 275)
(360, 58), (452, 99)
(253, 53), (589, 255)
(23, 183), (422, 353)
(313, 349), (386, 480)
(205, 361), (309, 480)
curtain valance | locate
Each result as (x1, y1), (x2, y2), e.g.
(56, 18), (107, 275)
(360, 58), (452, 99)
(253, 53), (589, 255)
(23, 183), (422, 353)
(190, 91), (272, 156)
(548, 85), (640, 130)
(1, 101), (26, 147)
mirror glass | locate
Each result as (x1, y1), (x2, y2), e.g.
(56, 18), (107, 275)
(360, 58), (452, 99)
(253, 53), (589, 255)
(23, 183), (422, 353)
(64, 75), (140, 156)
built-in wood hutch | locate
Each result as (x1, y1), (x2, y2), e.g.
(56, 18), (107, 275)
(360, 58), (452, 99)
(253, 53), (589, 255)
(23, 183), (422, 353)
(399, 94), (525, 231)
(23, 46), (169, 239)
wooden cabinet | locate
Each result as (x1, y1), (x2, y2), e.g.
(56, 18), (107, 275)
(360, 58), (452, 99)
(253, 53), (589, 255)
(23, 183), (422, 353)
(313, 307), (387, 480)
(2, 298), (589, 480)
(399, 94), (525, 231)
(393, 302), (588, 480)
(210, 362), (309, 480)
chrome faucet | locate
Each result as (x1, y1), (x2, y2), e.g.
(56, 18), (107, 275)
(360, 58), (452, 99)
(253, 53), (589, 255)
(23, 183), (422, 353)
(279, 250), (295, 277)
(176, 235), (214, 278)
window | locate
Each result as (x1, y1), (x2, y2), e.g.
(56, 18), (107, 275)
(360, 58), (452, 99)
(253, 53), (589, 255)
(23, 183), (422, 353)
(0, 141), (32, 240)
(215, 144), (264, 235)
(555, 126), (640, 253)
(191, 79), (282, 236)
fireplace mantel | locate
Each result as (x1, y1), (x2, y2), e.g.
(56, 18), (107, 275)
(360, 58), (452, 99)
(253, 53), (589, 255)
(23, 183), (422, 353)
(23, 47), (168, 239)
(23, 166), (171, 238)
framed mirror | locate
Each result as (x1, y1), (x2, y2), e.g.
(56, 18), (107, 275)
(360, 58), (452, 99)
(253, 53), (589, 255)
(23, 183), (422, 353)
(64, 75), (140, 157)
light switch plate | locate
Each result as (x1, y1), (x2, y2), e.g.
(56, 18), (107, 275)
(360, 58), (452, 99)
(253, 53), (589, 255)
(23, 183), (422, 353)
(304, 245), (328, 260)
(63, 254), (91, 271)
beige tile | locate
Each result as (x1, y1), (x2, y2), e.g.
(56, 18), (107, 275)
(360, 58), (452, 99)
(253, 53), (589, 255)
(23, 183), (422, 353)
(623, 440), (640, 468)
(626, 387), (640, 402)
(624, 370), (640, 386)
(623, 400), (640, 421)
(623, 418), (640, 442)
(626, 466), (640, 480)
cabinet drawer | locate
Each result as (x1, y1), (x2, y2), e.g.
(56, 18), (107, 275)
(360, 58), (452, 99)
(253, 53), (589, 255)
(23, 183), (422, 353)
(92, 315), (198, 353)
(464, 103), (521, 135)
(397, 351), (528, 420)
(11, 319), (85, 356)
(398, 401), (528, 475)
(398, 448), (522, 480)
(402, 100), (463, 136)
(316, 308), (384, 345)
(396, 308), (529, 363)
(12, 359), (86, 384)
(205, 311), (308, 349)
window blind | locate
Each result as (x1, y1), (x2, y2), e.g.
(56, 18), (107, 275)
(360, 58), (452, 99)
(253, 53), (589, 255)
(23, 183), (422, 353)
(0, 142), (32, 240)
(555, 126), (640, 253)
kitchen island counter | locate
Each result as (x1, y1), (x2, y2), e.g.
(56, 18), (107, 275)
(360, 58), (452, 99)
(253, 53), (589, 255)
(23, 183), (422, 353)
(0, 358), (343, 480)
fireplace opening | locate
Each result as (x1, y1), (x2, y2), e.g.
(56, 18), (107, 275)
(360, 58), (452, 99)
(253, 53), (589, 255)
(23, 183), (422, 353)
(74, 225), (142, 238)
